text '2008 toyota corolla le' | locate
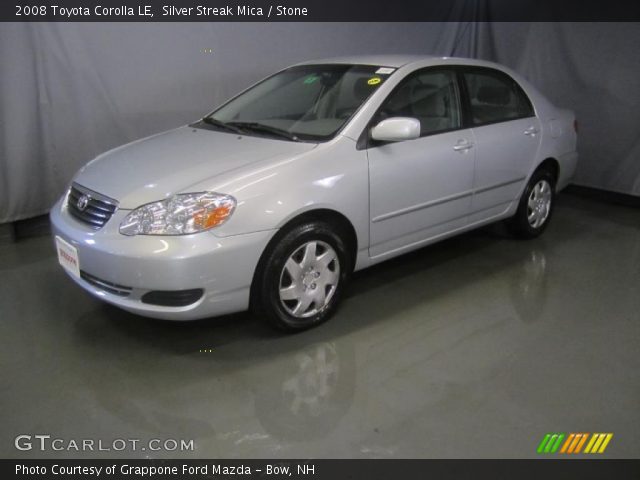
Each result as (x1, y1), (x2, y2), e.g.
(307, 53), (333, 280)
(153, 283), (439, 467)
(51, 55), (577, 331)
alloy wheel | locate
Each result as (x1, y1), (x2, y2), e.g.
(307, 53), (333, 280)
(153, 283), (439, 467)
(527, 179), (552, 228)
(278, 241), (340, 319)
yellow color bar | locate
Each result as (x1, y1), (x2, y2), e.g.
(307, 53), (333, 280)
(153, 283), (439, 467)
(584, 434), (599, 453)
(591, 434), (606, 453)
(598, 434), (613, 453)
(584, 433), (614, 454)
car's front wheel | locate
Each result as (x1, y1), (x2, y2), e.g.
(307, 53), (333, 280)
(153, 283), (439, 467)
(252, 221), (350, 332)
(508, 168), (556, 238)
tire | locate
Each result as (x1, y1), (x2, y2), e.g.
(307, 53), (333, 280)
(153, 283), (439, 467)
(252, 221), (350, 332)
(508, 168), (556, 239)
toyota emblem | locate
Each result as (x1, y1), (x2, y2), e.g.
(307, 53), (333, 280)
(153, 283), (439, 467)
(77, 194), (90, 211)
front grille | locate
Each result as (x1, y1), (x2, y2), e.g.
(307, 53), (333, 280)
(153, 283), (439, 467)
(80, 271), (132, 297)
(67, 183), (118, 229)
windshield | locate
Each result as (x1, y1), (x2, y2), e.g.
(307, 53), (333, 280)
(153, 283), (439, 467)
(204, 64), (393, 141)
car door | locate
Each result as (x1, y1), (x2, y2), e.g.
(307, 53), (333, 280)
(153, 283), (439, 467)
(461, 67), (541, 223)
(367, 68), (475, 259)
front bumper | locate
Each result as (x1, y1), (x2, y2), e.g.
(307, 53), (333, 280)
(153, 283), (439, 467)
(50, 196), (275, 320)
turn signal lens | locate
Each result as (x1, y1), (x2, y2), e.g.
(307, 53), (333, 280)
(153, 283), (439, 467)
(193, 204), (233, 230)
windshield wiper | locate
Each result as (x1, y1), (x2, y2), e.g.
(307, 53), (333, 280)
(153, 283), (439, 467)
(200, 117), (245, 134)
(226, 122), (300, 142)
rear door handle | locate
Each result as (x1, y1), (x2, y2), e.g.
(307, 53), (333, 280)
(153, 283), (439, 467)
(524, 126), (540, 136)
(453, 140), (474, 152)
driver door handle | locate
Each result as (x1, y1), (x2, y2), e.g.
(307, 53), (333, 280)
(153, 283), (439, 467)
(453, 139), (474, 152)
(524, 126), (540, 136)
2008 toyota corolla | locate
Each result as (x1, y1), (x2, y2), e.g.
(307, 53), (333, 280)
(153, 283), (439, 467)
(50, 55), (578, 331)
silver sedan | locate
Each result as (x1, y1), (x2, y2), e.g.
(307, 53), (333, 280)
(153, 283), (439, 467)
(50, 55), (578, 331)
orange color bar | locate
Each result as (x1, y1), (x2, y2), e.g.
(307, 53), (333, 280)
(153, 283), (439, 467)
(574, 433), (589, 453)
(567, 434), (582, 453)
(560, 434), (575, 454)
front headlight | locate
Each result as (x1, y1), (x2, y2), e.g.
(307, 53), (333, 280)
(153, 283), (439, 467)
(119, 192), (236, 236)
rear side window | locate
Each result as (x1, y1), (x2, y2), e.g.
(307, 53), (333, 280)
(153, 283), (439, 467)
(463, 69), (534, 126)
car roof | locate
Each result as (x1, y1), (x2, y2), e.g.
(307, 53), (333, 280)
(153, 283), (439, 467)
(291, 54), (512, 69)
(292, 54), (440, 68)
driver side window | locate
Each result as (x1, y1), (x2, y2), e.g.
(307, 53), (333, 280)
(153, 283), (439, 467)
(378, 69), (462, 136)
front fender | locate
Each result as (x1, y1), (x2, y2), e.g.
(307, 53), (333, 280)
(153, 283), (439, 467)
(205, 136), (370, 252)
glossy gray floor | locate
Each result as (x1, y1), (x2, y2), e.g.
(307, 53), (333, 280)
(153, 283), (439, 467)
(1, 194), (638, 459)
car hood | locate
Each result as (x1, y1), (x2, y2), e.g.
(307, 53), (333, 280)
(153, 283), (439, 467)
(74, 126), (317, 208)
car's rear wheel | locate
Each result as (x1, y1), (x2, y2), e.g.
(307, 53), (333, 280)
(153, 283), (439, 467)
(508, 168), (556, 239)
(252, 221), (350, 332)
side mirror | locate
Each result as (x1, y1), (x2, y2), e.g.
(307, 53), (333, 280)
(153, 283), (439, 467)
(370, 117), (420, 142)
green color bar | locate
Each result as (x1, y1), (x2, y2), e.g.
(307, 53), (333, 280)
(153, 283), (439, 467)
(544, 434), (558, 453)
(550, 433), (565, 453)
(537, 434), (552, 453)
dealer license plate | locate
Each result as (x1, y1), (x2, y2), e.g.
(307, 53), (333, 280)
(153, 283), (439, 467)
(55, 235), (81, 279)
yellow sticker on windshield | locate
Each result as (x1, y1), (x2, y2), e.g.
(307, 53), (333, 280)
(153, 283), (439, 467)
(367, 77), (382, 85)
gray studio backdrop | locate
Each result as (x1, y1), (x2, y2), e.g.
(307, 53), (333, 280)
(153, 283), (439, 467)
(1, 22), (639, 223)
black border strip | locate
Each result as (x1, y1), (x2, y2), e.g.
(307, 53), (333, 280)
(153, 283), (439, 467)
(4, 0), (640, 22)
(4, 459), (640, 480)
